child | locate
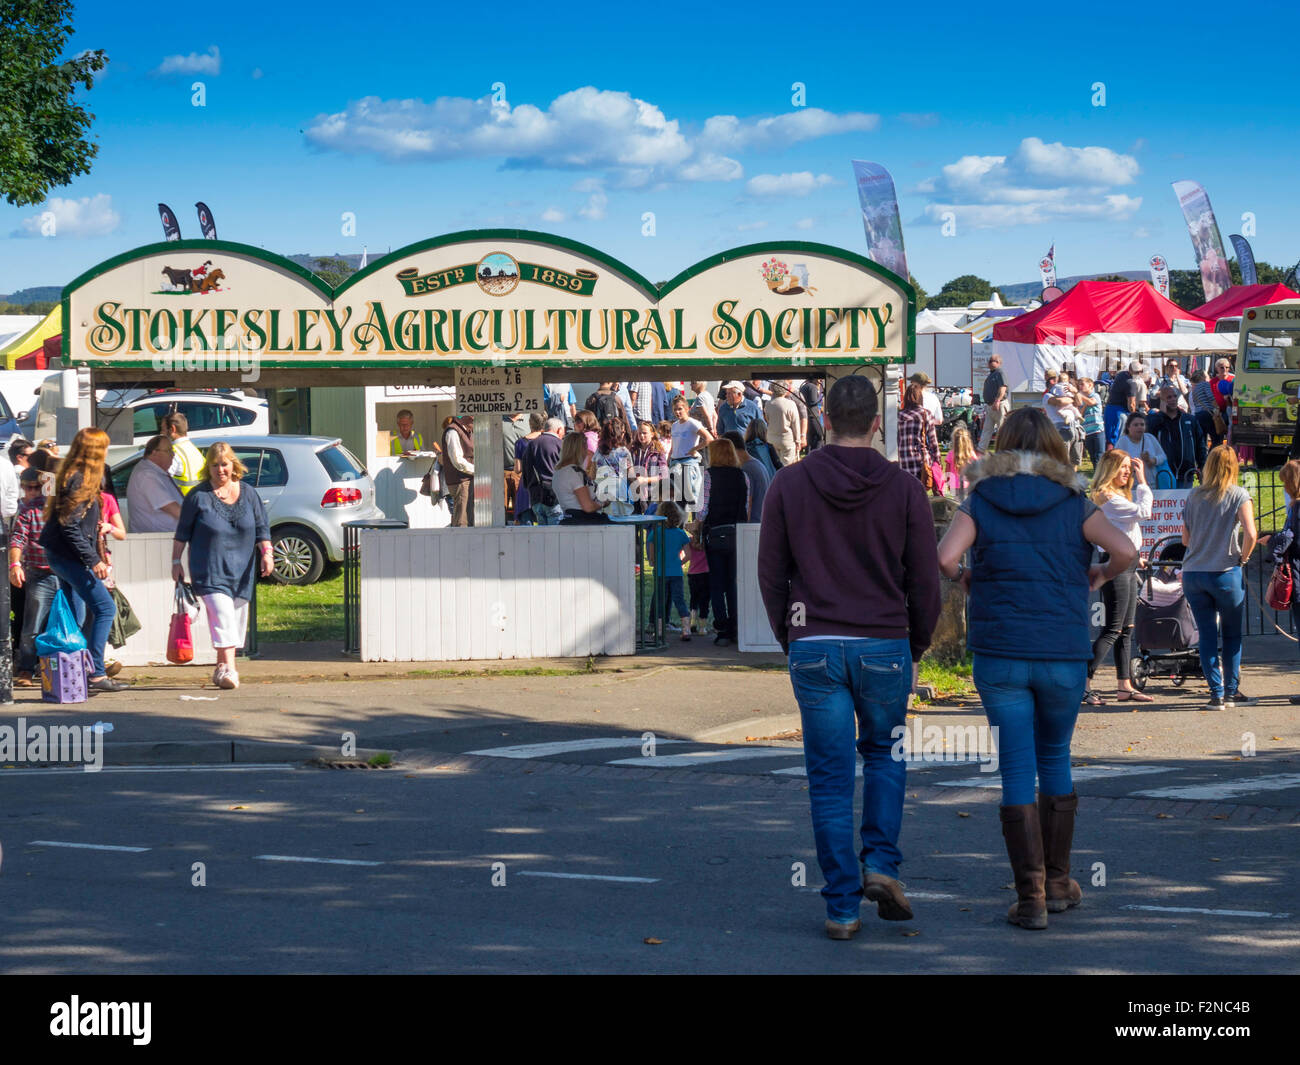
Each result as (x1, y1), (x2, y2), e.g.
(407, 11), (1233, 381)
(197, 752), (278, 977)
(685, 521), (711, 636)
(942, 425), (980, 498)
(651, 502), (692, 640)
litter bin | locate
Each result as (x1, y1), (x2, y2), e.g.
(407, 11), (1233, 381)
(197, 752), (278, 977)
(342, 518), (409, 655)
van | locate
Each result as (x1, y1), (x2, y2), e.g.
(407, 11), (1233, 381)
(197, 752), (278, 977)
(1230, 300), (1300, 465)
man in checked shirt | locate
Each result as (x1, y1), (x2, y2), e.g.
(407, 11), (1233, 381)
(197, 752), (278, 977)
(9, 467), (61, 686)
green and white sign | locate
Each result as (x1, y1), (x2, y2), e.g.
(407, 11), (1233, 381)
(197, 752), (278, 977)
(64, 231), (915, 370)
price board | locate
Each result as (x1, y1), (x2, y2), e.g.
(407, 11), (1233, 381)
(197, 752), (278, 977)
(454, 366), (543, 417)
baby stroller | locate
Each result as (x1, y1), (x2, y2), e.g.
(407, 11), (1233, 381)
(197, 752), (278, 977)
(1130, 536), (1201, 691)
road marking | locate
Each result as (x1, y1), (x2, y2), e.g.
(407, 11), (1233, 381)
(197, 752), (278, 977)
(1131, 773), (1300, 801)
(773, 757), (993, 778)
(0, 764), (298, 776)
(466, 738), (687, 759)
(936, 765), (1174, 788)
(1122, 904), (1291, 919)
(254, 854), (384, 867)
(518, 870), (659, 884)
(804, 888), (956, 900)
(607, 748), (799, 768)
(30, 840), (150, 852)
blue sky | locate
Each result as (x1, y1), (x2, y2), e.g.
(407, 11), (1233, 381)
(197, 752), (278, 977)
(4, 0), (1299, 298)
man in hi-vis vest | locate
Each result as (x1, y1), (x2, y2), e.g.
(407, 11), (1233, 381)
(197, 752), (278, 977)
(163, 413), (205, 496)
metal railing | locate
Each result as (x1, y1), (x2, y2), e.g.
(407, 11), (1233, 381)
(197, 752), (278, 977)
(1240, 467), (1295, 637)
(342, 518), (409, 655)
(612, 515), (668, 652)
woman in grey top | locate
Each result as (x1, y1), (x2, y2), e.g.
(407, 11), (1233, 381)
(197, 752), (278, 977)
(1181, 445), (1257, 710)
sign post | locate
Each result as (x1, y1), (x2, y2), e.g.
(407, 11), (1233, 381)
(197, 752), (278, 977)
(455, 365), (543, 527)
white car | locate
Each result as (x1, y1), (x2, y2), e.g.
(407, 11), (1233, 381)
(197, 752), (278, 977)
(95, 390), (268, 465)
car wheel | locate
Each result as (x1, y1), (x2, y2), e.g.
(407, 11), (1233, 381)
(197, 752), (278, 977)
(272, 526), (325, 585)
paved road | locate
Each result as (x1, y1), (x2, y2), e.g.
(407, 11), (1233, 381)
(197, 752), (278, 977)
(1, 757), (1295, 974)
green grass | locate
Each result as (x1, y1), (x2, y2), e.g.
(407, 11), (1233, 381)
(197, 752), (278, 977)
(256, 568), (344, 643)
(918, 653), (975, 698)
(1242, 468), (1287, 534)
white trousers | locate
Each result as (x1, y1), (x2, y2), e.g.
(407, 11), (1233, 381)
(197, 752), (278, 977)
(201, 592), (249, 649)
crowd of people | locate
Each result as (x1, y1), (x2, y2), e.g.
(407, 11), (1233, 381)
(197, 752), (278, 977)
(4, 411), (272, 694)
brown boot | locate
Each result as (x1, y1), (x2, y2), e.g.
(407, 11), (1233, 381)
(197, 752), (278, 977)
(1039, 792), (1083, 913)
(1000, 803), (1048, 930)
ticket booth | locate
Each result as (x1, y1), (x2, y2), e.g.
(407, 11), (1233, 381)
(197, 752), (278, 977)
(62, 231), (915, 661)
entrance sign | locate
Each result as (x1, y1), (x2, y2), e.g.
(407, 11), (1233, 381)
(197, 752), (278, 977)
(63, 231), (915, 371)
(454, 366), (542, 416)
(1139, 490), (1191, 554)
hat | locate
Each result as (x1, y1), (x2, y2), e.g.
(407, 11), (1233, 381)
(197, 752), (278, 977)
(1129, 360), (1144, 372)
(909, 372), (931, 386)
(722, 381), (745, 392)
(19, 467), (41, 485)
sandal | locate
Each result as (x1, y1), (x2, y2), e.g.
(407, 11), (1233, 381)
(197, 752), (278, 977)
(1082, 690), (1106, 706)
(1115, 691), (1154, 703)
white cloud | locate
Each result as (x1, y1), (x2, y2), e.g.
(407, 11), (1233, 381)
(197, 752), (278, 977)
(540, 207), (566, 223)
(155, 46), (221, 76)
(736, 220), (769, 232)
(12, 194), (121, 238)
(898, 112), (940, 128)
(700, 108), (877, 152)
(304, 89), (873, 186)
(576, 181), (607, 221)
(746, 172), (836, 197)
(795, 217), (815, 230)
(917, 137), (1141, 228)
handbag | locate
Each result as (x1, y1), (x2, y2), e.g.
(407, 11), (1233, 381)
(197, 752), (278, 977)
(418, 458), (439, 497)
(166, 581), (199, 664)
(1266, 561), (1293, 611)
(1212, 409), (1227, 437)
(704, 524), (737, 553)
(108, 585), (142, 649)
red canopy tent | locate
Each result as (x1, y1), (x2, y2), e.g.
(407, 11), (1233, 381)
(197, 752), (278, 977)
(992, 280), (1210, 389)
(1192, 283), (1300, 323)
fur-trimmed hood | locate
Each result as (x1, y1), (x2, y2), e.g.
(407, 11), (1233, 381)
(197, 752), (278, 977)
(964, 450), (1088, 518)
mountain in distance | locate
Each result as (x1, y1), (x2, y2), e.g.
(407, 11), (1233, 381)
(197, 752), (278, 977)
(996, 270), (1149, 303)
(0, 285), (62, 305)
(285, 252), (374, 272)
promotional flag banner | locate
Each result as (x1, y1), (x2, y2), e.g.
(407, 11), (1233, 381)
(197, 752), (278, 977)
(1039, 243), (1057, 289)
(157, 203), (182, 242)
(1229, 234), (1258, 285)
(1171, 180), (1232, 302)
(195, 202), (217, 240)
(851, 161), (908, 281)
(1149, 253), (1170, 297)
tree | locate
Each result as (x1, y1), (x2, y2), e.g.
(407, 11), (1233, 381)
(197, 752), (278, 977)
(1091, 274), (1131, 283)
(0, 1), (107, 207)
(907, 275), (928, 310)
(312, 257), (354, 288)
(925, 273), (994, 310)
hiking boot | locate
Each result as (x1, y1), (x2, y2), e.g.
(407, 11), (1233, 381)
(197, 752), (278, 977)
(824, 917), (862, 940)
(863, 873), (914, 921)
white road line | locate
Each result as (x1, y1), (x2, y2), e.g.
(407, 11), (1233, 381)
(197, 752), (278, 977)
(803, 888), (956, 900)
(773, 757), (993, 778)
(254, 854), (384, 867)
(518, 870), (659, 884)
(0, 764), (298, 776)
(30, 840), (150, 852)
(465, 738), (687, 759)
(1131, 773), (1300, 801)
(607, 748), (799, 768)
(936, 764), (1175, 788)
(1122, 904), (1291, 919)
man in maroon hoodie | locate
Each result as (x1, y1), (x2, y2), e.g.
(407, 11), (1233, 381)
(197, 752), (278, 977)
(759, 374), (941, 939)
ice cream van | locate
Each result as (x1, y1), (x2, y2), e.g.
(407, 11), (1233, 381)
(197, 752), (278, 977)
(1231, 300), (1300, 464)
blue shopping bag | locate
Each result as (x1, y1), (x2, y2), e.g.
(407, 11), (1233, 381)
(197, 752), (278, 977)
(35, 589), (88, 657)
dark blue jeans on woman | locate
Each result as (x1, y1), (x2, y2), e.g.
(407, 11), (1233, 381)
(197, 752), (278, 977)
(973, 655), (1087, 806)
(788, 637), (911, 923)
(1183, 568), (1245, 701)
(43, 549), (116, 677)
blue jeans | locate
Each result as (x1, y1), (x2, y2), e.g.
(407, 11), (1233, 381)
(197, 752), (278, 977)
(529, 502), (564, 525)
(1183, 568), (1245, 700)
(44, 550), (116, 677)
(788, 637), (911, 922)
(973, 655), (1086, 806)
(18, 570), (63, 674)
(651, 575), (689, 626)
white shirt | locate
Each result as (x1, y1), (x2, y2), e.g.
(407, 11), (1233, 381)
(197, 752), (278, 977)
(0, 458), (18, 521)
(552, 464), (587, 511)
(1043, 385), (1076, 427)
(670, 417), (707, 460)
(127, 457), (184, 533)
(444, 427), (474, 475)
(1115, 433), (1167, 468)
(921, 389), (943, 425)
(1098, 483), (1154, 551)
